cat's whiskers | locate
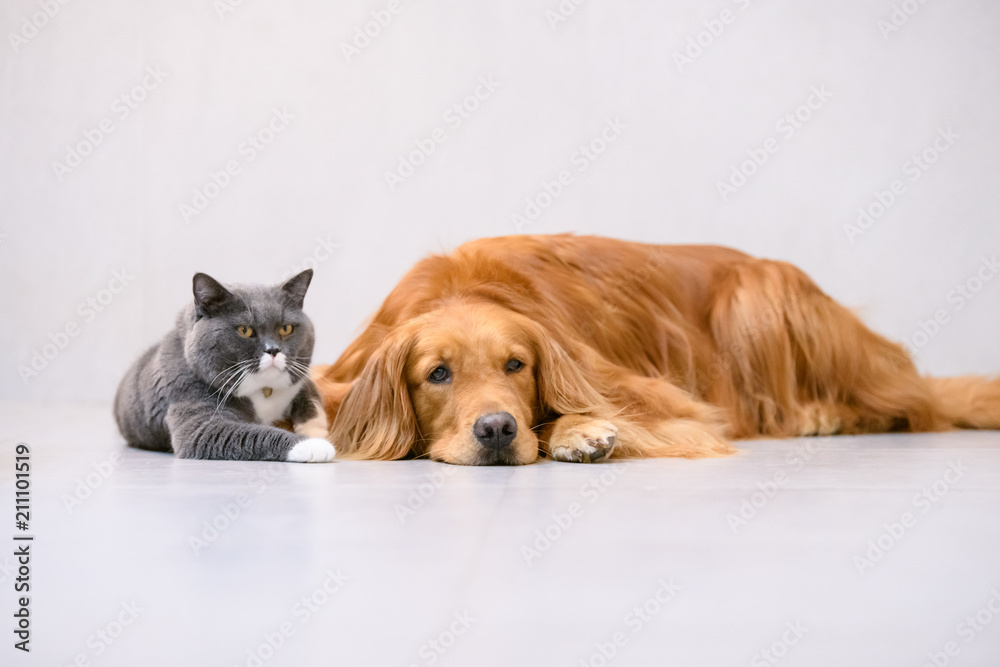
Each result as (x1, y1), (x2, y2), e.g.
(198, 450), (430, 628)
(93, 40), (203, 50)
(210, 359), (256, 385)
(218, 362), (256, 397)
(284, 355), (311, 373)
(213, 364), (256, 416)
(284, 358), (312, 381)
(210, 359), (258, 396)
(210, 360), (259, 414)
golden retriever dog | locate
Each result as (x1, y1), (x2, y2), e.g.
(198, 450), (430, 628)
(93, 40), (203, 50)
(313, 235), (1000, 465)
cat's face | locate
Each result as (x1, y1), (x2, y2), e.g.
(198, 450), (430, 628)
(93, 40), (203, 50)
(183, 270), (316, 399)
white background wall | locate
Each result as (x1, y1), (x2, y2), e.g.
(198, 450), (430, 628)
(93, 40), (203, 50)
(1, 0), (998, 402)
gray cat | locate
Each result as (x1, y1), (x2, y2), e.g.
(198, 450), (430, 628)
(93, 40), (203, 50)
(114, 269), (334, 462)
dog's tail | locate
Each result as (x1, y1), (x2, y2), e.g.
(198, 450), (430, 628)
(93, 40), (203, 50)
(925, 376), (1000, 429)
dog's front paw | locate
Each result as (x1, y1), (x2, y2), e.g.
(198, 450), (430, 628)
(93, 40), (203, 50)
(286, 437), (336, 463)
(548, 417), (618, 463)
(797, 402), (843, 436)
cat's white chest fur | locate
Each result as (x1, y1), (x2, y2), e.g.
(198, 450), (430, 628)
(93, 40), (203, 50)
(244, 382), (301, 424)
(236, 361), (301, 425)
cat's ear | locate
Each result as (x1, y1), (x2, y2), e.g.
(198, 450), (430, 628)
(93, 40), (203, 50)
(192, 273), (234, 317)
(280, 269), (313, 310)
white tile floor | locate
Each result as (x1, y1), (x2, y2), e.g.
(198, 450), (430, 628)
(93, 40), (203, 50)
(2, 400), (999, 666)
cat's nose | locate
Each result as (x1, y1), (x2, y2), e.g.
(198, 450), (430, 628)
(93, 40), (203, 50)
(264, 345), (280, 357)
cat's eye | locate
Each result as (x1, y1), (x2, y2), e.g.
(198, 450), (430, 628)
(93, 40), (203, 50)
(427, 366), (451, 384)
(279, 324), (294, 337)
(506, 359), (525, 373)
(236, 325), (254, 338)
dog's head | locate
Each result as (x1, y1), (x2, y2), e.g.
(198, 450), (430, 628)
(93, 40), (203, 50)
(331, 300), (605, 465)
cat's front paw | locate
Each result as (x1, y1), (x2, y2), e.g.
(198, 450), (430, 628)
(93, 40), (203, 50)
(286, 437), (336, 463)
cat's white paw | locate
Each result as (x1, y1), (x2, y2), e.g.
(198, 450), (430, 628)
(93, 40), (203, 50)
(286, 437), (336, 463)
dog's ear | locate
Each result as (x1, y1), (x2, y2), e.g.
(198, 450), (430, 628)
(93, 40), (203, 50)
(330, 326), (417, 461)
(529, 323), (608, 418)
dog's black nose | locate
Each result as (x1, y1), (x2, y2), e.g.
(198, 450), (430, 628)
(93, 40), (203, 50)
(473, 412), (517, 449)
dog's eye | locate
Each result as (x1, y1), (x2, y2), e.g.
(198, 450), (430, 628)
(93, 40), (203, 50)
(506, 359), (525, 373)
(427, 366), (451, 384)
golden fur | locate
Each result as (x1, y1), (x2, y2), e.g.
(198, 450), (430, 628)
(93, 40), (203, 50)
(314, 235), (1000, 465)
